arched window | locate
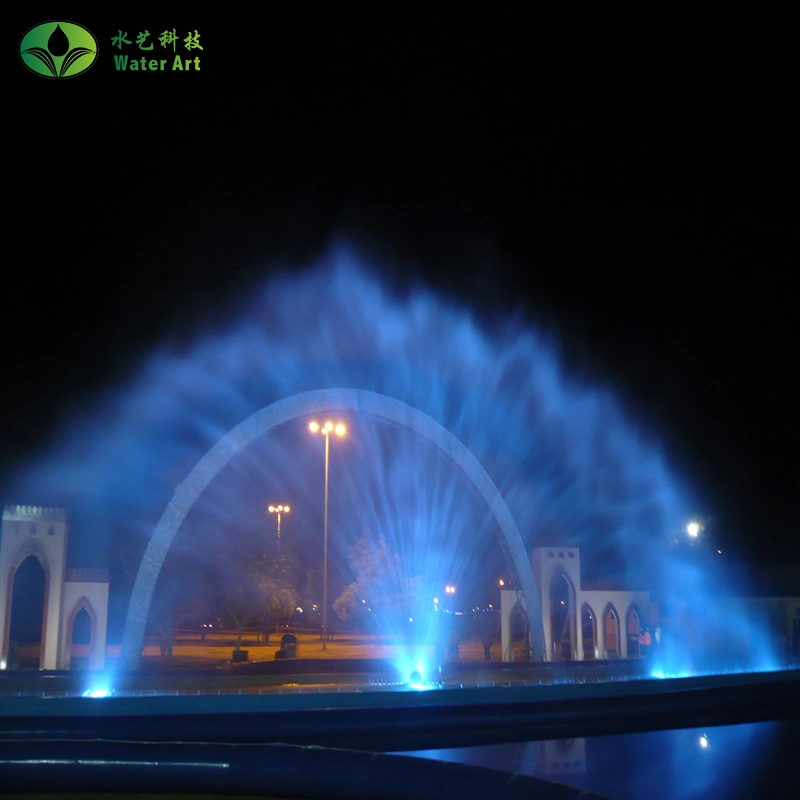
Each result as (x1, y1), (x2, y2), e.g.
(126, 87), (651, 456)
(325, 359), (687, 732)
(581, 603), (596, 660)
(72, 608), (92, 645)
(550, 572), (574, 661)
(509, 601), (530, 662)
(66, 599), (97, 670)
(7, 555), (47, 669)
(627, 605), (642, 658)
(604, 604), (620, 659)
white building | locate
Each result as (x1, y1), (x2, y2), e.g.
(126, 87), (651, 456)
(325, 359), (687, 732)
(501, 547), (651, 662)
(0, 506), (108, 670)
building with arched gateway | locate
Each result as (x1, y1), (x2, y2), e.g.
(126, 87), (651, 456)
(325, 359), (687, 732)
(0, 506), (108, 671)
(501, 546), (800, 664)
(3, 503), (798, 670)
(501, 547), (653, 662)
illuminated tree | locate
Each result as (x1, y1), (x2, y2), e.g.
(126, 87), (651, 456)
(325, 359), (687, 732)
(333, 532), (423, 641)
(220, 549), (298, 651)
(263, 553), (298, 632)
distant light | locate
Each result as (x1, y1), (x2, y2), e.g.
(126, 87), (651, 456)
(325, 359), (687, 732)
(699, 735), (709, 749)
(560, 600), (565, 605)
(0, 658), (6, 670)
(296, 607), (303, 613)
(324, 421), (333, 431)
(362, 599), (366, 603)
(409, 617), (413, 622)
(335, 423), (346, 436)
(268, 505), (275, 512)
(687, 521), (700, 538)
(488, 604), (493, 609)
(433, 597), (439, 604)
(717, 549), (722, 554)
(499, 579), (504, 586)
(309, 421), (319, 432)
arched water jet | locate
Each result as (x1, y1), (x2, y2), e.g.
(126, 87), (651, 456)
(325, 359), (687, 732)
(11, 251), (771, 679)
(120, 388), (546, 669)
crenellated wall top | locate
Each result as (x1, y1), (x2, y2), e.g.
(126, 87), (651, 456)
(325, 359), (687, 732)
(2, 505), (67, 523)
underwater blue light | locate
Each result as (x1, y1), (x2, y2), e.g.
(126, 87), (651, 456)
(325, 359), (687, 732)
(82, 688), (111, 698)
(408, 665), (436, 691)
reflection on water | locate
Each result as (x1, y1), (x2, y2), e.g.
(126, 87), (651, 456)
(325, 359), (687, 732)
(404, 720), (793, 799)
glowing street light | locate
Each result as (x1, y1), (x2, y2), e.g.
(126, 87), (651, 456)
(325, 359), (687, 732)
(268, 504), (290, 550)
(687, 521), (701, 538)
(309, 419), (346, 650)
(445, 585), (456, 594)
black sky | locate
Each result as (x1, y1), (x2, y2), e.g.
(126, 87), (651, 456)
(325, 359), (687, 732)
(7, 22), (798, 563)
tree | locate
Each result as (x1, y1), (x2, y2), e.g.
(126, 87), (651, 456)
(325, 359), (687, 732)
(263, 553), (299, 633)
(219, 549), (298, 652)
(220, 549), (270, 652)
(333, 532), (423, 641)
(148, 586), (194, 659)
(148, 564), (212, 659)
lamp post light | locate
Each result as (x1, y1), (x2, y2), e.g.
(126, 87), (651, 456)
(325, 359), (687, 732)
(309, 420), (346, 650)
(268, 504), (290, 550)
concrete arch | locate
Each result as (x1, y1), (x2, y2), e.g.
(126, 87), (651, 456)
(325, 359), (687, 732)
(121, 388), (545, 668)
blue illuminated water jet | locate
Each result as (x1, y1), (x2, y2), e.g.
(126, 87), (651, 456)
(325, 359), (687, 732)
(2, 244), (779, 678)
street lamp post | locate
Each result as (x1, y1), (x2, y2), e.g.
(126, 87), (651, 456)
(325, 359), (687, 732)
(268, 504), (290, 550)
(309, 420), (346, 650)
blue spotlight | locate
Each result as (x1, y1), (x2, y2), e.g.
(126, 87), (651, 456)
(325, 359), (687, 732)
(82, 687), (111, 698)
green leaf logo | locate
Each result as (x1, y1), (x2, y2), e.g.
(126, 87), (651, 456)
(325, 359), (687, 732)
(19, 21), (98, 79)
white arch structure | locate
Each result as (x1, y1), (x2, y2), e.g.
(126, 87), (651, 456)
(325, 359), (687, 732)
(121, 388), (545, 668)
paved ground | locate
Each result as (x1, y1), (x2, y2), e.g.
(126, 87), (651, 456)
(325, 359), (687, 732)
(137, 630), (503, 669)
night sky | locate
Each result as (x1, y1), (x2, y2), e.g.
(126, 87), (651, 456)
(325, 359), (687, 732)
(7, 22), (797, 570)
